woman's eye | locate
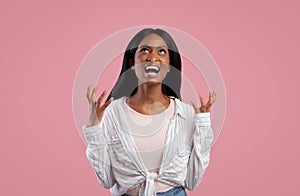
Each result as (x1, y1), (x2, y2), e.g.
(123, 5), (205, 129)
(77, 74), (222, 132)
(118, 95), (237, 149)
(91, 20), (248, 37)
(158, 49), (166, 55)
(140, 48), (150, 53)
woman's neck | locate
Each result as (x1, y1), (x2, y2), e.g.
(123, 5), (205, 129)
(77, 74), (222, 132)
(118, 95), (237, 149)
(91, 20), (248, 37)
(128, 82), (170, 115)
(133, 82), (167, 103)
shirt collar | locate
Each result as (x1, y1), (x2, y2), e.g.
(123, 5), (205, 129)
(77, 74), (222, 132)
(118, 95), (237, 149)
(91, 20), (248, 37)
(170, 96), (188, 120)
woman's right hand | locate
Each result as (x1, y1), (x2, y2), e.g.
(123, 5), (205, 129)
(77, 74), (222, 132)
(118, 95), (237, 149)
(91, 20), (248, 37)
(86, 85), (114, 127)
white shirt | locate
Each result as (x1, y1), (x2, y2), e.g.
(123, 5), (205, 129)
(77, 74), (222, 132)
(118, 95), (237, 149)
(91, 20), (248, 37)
(82, 97), (213, 196)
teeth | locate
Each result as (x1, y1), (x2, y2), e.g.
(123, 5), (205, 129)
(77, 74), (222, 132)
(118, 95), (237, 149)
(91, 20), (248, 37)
(145, 65), (159, 71)
(145, 65), (160, 74)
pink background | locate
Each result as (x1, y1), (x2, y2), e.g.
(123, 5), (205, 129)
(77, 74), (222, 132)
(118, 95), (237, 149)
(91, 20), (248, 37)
(1, 0), (299, 195)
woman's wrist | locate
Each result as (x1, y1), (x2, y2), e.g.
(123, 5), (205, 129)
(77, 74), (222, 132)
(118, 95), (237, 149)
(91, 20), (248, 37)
(87, 119), (100, 127)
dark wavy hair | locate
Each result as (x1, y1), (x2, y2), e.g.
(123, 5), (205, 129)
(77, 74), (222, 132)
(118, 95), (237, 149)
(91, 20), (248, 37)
(107, 28), (182, 101)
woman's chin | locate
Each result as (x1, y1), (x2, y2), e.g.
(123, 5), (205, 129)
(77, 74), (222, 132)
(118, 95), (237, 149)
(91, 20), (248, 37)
(145, 72), (159, 78)
(137, 72), (167, 85)
(139, 79), (162, 86)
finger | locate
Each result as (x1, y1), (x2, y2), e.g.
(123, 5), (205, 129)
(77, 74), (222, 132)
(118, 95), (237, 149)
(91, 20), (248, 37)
(209, 90), (217, 104)
(191, 101), (200, 113)
(86, 85), (92, 101)
(211, 89), (216, 98)
(97, 90), (107, 105)
(104, 97), (114, 108)
(191, 101), (201, 113)
(199, 94), (206, 106)
(91, 86), (98, 103)
(207, 90), (213, 105)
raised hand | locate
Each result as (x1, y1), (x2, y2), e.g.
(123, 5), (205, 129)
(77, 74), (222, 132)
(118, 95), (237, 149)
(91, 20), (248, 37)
(192, 90), (216, 113)
(86, 85), (114, 127)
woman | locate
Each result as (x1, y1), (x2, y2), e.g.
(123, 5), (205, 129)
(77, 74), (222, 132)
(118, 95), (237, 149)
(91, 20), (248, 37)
(83, 28), (216, 196)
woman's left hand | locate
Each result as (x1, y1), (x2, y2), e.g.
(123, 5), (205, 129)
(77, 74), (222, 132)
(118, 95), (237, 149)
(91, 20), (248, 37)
(192, 90), (216, 113)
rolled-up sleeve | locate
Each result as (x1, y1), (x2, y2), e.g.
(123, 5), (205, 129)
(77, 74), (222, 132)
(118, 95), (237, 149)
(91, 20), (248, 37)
(185, 112), (214, 190)
(82, 115), (116, 189)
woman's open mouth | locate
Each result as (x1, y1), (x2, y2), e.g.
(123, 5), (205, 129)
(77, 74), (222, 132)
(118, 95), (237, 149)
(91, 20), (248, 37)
(145, 65), (160, 74)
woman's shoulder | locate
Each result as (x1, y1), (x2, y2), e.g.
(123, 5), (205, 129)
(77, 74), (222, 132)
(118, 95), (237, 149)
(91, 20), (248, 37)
(104, 96), (127, 113)
(101, 97), (127, 131)
(172, 97), (195, 117)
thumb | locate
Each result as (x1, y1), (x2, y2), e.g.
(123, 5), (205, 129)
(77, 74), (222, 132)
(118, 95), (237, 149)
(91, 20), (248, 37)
(191, 101), (200, 113)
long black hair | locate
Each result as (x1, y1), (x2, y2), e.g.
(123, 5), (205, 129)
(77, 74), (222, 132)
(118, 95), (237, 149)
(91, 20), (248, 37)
(107, 28), (182, 101)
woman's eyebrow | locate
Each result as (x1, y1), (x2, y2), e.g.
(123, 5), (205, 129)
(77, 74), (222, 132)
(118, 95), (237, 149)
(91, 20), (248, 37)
(138, 45), (168, 49)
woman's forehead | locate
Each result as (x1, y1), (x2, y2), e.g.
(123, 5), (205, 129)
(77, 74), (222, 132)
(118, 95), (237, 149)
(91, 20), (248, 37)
(138, 34), (168, 48)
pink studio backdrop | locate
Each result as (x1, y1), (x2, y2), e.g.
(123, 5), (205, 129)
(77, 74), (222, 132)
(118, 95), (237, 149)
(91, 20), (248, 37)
(1, 0), (299, 195)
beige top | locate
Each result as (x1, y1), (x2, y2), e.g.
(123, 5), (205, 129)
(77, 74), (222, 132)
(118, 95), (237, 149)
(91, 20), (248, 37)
(123, 98), (175, 195)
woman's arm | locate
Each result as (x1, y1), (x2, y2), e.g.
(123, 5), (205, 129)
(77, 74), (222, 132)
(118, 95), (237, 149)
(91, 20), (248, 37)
(184, 112), (214, 190)
(185, 90), (216, 190)
(83, 86), (116, 189)
(83, 117), (116, 189)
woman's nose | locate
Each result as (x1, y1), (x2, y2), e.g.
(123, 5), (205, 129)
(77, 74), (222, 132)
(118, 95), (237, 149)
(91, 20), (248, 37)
(146, 52), (159, 62)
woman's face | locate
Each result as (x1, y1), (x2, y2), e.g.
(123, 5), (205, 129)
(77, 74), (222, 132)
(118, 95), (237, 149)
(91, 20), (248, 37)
(133, 33), (170, 84)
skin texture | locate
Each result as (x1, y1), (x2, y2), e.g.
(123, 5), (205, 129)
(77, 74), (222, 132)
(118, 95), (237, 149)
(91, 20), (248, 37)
(133, 33), (170, 85)
(86, 33), (216, 126)
(128, 33), (171, 115)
